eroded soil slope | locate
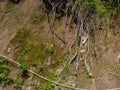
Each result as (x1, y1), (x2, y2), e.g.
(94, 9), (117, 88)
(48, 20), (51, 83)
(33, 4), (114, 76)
(0, 0), (120, 90)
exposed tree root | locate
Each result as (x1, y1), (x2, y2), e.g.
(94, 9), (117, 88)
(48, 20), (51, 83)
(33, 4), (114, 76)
(0, 54), (86, 90)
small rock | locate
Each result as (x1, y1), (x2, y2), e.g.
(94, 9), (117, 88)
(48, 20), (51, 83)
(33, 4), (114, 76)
(71, 83), (76, 87)
(7, 47), (11, 53)
(117, 54), (120, 64)
(55, 68), (63, 75)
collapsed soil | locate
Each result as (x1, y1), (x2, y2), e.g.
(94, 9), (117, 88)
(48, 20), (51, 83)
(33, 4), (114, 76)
(0, 0), (120, 90)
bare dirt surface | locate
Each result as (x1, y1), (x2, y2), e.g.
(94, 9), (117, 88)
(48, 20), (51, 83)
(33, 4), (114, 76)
(0, 29), (16, 54)
(94, 32), (120, 90)
(0, 0), (120, 90)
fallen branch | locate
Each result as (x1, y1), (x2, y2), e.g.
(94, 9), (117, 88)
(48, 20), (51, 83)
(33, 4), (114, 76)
(69, 50), (78, 65)
(0, 54), (86, 90)
(47, 12), (66, 44)
(69, 37), (88, 65)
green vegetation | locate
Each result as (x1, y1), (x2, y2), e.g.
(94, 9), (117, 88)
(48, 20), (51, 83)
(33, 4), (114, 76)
(0, 65), (10, 75)
(0, 0), (120, 89)
(34, 82), (55, 90)
(0, 75), (12, 85)
(20, 59), (28, 77)
(26, 42), (54, 66)
(10, 27), (31, 58)
(12, 27), (30, 44)
(14, 80), (23, 89)
(9, 25), (64, 80)
(87, 73), (94, 79)
(0, 57), (12, 85)
(73, 0), (111, 17)
(75, 0), (119, 14)
(34, 73), (57, 90)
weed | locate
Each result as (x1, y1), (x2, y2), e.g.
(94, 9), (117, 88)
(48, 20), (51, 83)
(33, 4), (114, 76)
(0, 74), (12, 85)
(24, 45), (33, 54)
(35, 82), (55, 90)
(10, 27), (31, 58)
(85, 68), (94, 79)
(34, 85), (40, 90)
(27, 42), (54, 66)
(33, 72), (57, 90)
(11, 27), (30, 45)
(38, 65), (43, 72)
(45, 82), (55, 90)
(0, 57), (8, 64)
(14, 80), (23, 89)
(50, 72), (57, 80)
(87, 73), (94, 79)
(0, 65), (10, 75)
(0, 57), (12, 85)
(20, 59), (28, 77)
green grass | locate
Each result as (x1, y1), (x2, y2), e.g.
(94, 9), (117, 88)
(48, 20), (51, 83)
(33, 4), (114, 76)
(0, 75), (12, 85)
(0, 57), (13, 85)
(0, 65), (10, 75)
(9, 25), (65, 88)
(20, 59), (28, 78)
(33, 71), (58, 90)
(10, 27), (31, 58)
(13, 80), (23, 89)
(0, 57), (8, 64)
(26, 42), (54, 66)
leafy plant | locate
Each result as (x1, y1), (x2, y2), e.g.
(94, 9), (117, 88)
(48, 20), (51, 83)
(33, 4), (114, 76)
(0, 65), (10, 75)
(20, 59), (28, 77)
(45, 82), (56, 90)
(50, 72), (57, 80)
(34, 72), (57, 90)
(37, 82), (55, 90)
(34, 84), (41, 90)
(87, 73), (94, 79)
(0, 57), (12, 85)
(14, 80), (23, 89)
(0, 74), (12, 85)
(0, 57), (8, 64)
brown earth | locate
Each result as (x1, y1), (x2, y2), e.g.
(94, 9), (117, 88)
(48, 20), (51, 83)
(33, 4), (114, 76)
(0, 0), (120, 90)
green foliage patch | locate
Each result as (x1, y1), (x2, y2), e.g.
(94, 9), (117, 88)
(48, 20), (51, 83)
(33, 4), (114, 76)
(20, 59), (28, 77)
(0, 57), (12, 85)
(14, 80), (23, 89)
